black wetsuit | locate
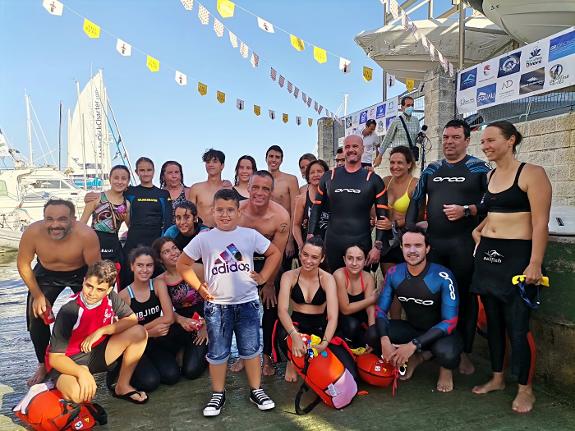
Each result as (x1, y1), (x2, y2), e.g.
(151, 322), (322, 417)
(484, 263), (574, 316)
(406, 155), (489, 354)
(371, 263), (463, 369)
(308, 167), (390, 272)
(121, 185), (172, 288)
(301, 187), (328, 241)
(27, 263), (87, 363)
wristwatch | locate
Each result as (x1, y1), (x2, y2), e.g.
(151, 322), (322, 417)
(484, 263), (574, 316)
(463, 205), (471, 218)
(411, 338), (422, 352)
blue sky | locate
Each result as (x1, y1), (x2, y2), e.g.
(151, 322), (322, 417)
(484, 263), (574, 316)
(0, 0), (449, 184)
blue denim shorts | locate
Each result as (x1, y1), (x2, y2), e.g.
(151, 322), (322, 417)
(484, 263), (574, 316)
(204, 300), (262, 365)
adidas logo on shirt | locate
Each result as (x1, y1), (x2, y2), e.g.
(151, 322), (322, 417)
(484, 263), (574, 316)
(211, 243), (251, 275)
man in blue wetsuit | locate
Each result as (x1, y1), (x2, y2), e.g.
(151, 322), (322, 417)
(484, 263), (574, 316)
(405, 119), (489, 375)
(372, 226), (462, 392)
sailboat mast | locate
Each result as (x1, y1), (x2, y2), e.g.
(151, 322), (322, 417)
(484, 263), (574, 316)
(76, 81), (87, 190)
(58, 101), (62, 170)
(25, 92), (33, 167)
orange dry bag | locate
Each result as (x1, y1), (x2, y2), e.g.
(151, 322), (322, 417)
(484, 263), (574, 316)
(356, 353), (403, 394)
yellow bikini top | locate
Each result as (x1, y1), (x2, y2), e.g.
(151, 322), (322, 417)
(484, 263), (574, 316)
(389, 177), (413, 214)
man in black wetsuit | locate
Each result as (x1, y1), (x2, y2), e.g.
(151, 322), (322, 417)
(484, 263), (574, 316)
(373, 226), (462, 392)
(406, 119), (490, 374)
(308, 134), (390, 272)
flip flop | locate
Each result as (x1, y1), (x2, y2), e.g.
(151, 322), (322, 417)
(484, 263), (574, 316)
(112, 390), (149, 405)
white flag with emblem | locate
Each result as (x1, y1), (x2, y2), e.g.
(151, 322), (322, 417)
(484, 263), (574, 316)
(175, 71), (187, 86)
(257, 17), (274, 33)
(180, 0), (194, 10)
(240, 42), (249, 58)
(339, 57), (351, 74)
(250, 52), (259, 68)
(43, 0), (63, 16)
(228, 31), (238, 48)
(236, 99), (244, 110)
(198, 4), (210, 25)
(213, 18), (224, 37)
(116, 38), (132, 57)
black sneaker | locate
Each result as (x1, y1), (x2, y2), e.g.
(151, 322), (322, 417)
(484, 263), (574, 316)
(249, 388), (275, 411)
(203, 391), (225, 417)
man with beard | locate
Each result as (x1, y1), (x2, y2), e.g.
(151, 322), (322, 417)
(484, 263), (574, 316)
(228, 170), (289, 376)
(17, 200), (101, 385)
(372, 226), (462, 392)
(405, 119), (490, 374)
(308, 134), (390, 271)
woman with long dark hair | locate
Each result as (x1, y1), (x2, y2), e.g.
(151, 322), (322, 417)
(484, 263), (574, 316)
(232, 155), (257, 200)
(159, 160), (190, 223)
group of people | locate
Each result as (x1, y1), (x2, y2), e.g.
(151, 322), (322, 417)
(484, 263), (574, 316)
(17, 115), (551, 418)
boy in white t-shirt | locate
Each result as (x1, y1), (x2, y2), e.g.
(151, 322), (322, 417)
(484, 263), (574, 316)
(177, 188), (281, 417)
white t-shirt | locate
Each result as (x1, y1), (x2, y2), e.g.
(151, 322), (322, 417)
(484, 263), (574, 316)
(362, 132), (379, 164)
(183, 226), (271, 305)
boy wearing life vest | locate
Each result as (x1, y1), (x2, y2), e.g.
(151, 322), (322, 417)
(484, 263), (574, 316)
(47, 260), (149, 404)
(177, 188), (282, 417)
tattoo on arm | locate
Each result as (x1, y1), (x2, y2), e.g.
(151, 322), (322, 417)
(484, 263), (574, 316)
(280, 223), (288, 233)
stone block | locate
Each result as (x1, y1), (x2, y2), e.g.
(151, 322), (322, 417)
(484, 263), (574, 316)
(554, 147), (575, 164)
(553, 181), (572, 197)
(528, 117), (557, 136)
(555, 113), (575, 132)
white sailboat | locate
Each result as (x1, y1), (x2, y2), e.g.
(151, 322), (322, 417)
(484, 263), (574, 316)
(0, 71), (133, 250)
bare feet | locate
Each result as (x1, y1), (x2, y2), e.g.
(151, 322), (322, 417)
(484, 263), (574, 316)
(512, 385), (535, 414)
(459, 353), (475, 375)
(27, 364), (47, 387)
(262, 354), (276, 377)
(472, 373), (506, 394)
(284, 361), (298, 383)
(229, 358), (245, 373)
(436, 367), (454, 392)
(400, 352), (424, 381)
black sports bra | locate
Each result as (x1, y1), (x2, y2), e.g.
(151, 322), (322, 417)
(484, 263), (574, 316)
(290, 271), (326, 306)
(481, 163), (531, 213)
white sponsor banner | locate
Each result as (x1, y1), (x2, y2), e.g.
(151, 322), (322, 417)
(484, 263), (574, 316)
(457, 27), (575, 114)
(344, 95), (400, 137)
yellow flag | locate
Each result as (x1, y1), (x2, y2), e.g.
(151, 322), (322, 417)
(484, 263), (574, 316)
(363, 66), (373, 82)
(282, 113), (288, 123)
(406, 79), (415, 92)
(308, 118), (313, 127)
(83, 18), (100, 39)
(198, 82), (208, 96)
(146, 55), (160, 72)
(217, 91), (225, 104)
(290, 34), (305, 52)
(253, 105), (261, 116)
(217, 0), (235, 18)
(313, 46), (327, 64)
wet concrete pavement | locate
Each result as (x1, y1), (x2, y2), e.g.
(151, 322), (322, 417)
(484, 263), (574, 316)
(1, 251), (574, 430)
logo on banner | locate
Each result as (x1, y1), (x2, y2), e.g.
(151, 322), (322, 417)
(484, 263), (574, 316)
(386, 117), (395, 130)
(376, 104), (386, 119)
(479, 61), (497, 82)
(460, 68), (477, 90)
(476, 83), (497, 107)
(345, 116), (353, 129)
(519, 68), (545, 94)
(525, 47), (543, 68)
(498, 52), (521, 77)
(359, 110), (368, 124)
(549, 30), (575, 62)
(549, 64), (570, 86)
(458, 94), (476, 109)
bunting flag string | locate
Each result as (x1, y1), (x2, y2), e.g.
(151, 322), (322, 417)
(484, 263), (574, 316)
(40, 1), (317, 127)
(180, 1), (339, 119)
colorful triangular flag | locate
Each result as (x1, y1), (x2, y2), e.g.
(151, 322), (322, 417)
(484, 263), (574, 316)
(217, 91), (226, 104)
(302, 93), (307, 103)
(270, 67), (277, 81)
(287, 81), (293, 94)
(217, 0), (235, 18)
(116, 38), (132, 57)
(339, 57), (351, 74)
(257, 17), (274, 33)
(198, 4), (210, 25)
(388, 74), (396, 87)
(198, 82), (208, 96)
(406, 79), (415, 92)
(180, 0), (194, 10)
(269, 110), (275, 120)
(228, 31), (238, 48)
(250, 52), (259, 68)
(296, 116), (302, 126)
(290, 34), (305, 52)
(318, 105), (323, 115)
(278, 75), (285, 88)
(175, 71), (187, 86)
(313, 46), (327, 64)
(239, 42), (249, 58)
(213, 18), (224, 37)
(363, 66), (373, 82)
(307, 97), (312, 108)
(43, 0), (63, 16)
(146, 55), (160, 72)
(236, 98), (244, 110)
(308, 118), (313, 127)
(282, 113), (288, 123)
(293, 87), (300, 98)
(253, 104), (261, 116)
(314, 101), (319, 112)
(83, 18), (100, 39)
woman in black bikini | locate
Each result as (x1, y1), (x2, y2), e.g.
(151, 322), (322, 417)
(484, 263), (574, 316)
(277, 237), (339, 383)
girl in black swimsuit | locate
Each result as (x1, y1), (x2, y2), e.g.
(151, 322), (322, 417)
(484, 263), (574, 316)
(232, 155), (257, 201)
(277, 237), (339, 383)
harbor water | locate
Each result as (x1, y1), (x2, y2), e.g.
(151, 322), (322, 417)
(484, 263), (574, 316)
(0, 251), (574, 430)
